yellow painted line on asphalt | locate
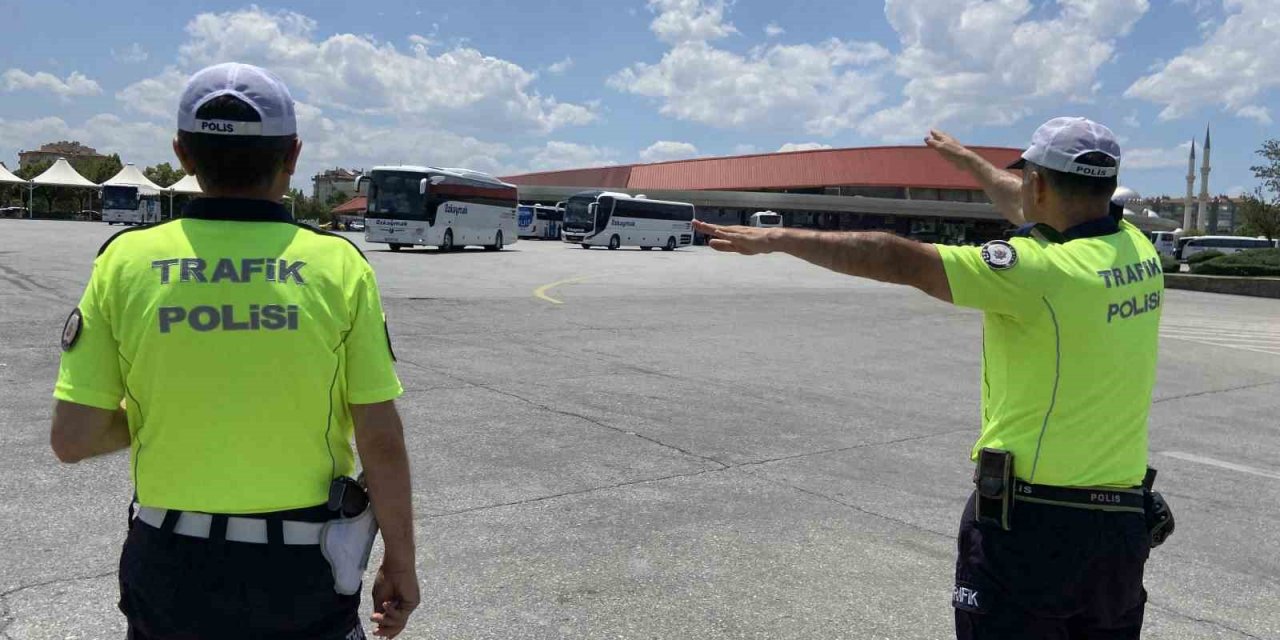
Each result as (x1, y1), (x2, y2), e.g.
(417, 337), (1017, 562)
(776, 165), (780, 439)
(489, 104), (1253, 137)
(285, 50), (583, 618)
(534, 275), (595, 305)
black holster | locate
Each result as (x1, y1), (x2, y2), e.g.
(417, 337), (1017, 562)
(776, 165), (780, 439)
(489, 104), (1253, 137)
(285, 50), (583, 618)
(1143, 467), (1175, 548)
(974, 448), (1015, 531)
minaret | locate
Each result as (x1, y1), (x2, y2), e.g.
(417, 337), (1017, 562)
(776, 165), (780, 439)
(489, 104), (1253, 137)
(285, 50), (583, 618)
(1197, 125), (1211, 231)
(1183, 140), (1196, 230)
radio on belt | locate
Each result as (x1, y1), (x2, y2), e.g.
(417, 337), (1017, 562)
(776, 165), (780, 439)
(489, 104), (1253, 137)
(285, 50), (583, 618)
(975, 448), (1015, 531)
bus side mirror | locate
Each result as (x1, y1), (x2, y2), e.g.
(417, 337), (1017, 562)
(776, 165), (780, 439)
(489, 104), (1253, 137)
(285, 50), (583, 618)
(355, 176), (366, 194)
(419, 178), (429, 195)
(588, 203), (597, 216)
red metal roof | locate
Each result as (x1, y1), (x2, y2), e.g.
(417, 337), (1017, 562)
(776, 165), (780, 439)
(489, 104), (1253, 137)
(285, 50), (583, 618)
(331, 196), (366, 214)
(505, 165), (633, 188)
(503, 146), (1023, 192)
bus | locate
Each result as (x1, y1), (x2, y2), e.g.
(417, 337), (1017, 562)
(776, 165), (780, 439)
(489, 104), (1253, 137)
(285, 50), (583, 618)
(1176, 235), (1277, 261)
(102, 184), (162, 225)
(1149, 231), (1177, 256)
(562, 191), (694, 251)
(359, 166), (518, 252)
(517, 204), (564, 239)
(749, 211), (783, 228)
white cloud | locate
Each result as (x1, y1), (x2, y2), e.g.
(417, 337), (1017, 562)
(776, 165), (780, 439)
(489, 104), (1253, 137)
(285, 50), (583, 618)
(116, 67), (188, 120)
(764, 22), (785, 37)
(1127, 0), (1280, 123)
(612, 1), (889, 136)
(639, 140), (700, 162)
(732, 143), (761, 155)
(1236, 105), (1272, 125)
(547, 57), (574, 75)
(864, 0), (1149, 140)
(1123, 112), (1141, 128)
(174, 7), (596, 135)
(1123, 141), (1193, 170)
(647, 0), (738, 45)
(1, 69), (102, 100)
(0, 114), (172, 168)
(1225, 185), (1247, 197)
(777, 142), (833, 152)
(112, 43), (149, 64)
(519, 141), (618, 172)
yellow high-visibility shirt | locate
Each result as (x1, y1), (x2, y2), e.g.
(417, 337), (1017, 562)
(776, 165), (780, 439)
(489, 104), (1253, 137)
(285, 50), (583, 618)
(55, 199), (403, 513)
(936, 218), (1162, 488)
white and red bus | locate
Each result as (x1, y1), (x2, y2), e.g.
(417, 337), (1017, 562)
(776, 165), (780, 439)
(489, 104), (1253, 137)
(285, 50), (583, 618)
(359, 166), (518, 252)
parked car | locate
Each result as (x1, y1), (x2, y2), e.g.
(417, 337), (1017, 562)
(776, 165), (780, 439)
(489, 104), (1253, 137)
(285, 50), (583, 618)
(0, 206), (29, 218)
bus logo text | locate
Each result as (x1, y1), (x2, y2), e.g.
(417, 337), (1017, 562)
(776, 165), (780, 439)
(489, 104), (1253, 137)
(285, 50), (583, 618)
(445, 203), (469, 215)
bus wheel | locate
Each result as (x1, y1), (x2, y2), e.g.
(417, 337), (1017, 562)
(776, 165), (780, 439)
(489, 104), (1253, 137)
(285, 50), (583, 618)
(389, 243), (403, 252)
(581, 243), (591, 249)
(663, 237), (676, 251)
(608, 235), (621, 250)
(485, 231), (504, 251)
(439, 229), (454, 252)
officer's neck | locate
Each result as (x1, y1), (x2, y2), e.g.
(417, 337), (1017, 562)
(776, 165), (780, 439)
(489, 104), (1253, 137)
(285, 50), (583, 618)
(1038, 201), (1110, 233)
(199, 173), (289, 204)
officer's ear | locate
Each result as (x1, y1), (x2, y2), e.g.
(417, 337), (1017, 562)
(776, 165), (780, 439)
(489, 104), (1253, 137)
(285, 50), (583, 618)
(1029, 167), (1051, 208)
(283, 138), (302, 177)
(172, 137), (197, 176)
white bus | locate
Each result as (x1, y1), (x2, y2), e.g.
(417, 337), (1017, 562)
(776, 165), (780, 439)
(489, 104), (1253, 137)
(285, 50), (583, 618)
(562, 191), (694, 251)
(1149, 231), (1177, 256)
(517, 204), (564, 239)
(102, 184), (162, 225)
(749, 211), (783, 228)
(359, 166), (518, 252)
(1176, 235), (1277, 261)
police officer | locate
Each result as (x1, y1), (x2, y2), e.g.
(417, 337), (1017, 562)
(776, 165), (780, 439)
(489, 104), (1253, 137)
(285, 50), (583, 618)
(694, 117), (1165, 639)
(50, 63), (418, 639)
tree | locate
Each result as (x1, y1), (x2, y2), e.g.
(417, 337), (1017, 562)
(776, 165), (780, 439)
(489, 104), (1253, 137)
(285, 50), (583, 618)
(144, 162), (185, 188)
(1237, 189), (1280, 240)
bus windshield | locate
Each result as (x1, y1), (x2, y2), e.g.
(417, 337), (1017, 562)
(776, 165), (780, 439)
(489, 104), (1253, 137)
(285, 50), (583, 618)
(564, 197), (595, 230)
(103, 186), (139, 211)
(367, 171), (425, 220)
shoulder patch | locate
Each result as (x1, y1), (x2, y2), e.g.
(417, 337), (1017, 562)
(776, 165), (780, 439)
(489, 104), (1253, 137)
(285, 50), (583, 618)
(288, 222), (368, 263)
(980, 240), (1018, 271)
(97, 219), (181, 256)
(61, 308), (82, 351)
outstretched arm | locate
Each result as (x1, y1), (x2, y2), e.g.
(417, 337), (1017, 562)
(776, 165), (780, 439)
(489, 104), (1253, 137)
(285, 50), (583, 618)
(693, 221), (953, 303)
(925, 130), (1025, 226)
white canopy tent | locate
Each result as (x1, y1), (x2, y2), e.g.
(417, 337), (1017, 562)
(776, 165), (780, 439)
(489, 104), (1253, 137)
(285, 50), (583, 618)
(0, 163), (26, 217)
(168, 173), (202, 194)
(166, 173), (203, 218)
(27, 157), (99, 218)
(103, 163), (164, 195)
(0, 163), (25, 185)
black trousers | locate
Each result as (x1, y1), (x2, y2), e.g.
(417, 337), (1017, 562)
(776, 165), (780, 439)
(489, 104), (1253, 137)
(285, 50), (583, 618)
(119, 516), (364, 640)
(953, 492), (1150, 639)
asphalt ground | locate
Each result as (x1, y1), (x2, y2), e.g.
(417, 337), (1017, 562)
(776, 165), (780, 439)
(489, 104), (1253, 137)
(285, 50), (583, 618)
(1, 219), (1278, 639)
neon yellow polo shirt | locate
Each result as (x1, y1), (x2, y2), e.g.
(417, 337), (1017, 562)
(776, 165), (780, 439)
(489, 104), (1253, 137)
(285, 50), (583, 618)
(54, 199), (403, 513)
(936, 219), (1162, 488)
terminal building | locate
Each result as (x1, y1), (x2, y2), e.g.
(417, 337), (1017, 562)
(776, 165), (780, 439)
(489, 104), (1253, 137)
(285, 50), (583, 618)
(501, 146), (1176, 244)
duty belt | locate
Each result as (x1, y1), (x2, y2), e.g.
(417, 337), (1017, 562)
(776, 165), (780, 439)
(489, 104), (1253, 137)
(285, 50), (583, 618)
(135, 506), (324, 545)
(1012, 481), (1146, 514)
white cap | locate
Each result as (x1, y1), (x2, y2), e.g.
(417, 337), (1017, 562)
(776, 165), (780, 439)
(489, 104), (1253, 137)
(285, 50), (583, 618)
(177, 63), (296, 137)
(1008, 117), (1121, 179)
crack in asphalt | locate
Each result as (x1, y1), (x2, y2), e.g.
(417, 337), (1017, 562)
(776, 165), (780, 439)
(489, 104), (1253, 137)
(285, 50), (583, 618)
(404, 355), (972, 535)
(428, 467), (727, 518)
(1147, 600), (1266, 639)
(1154, 379), (1280, 404)
(0, 568), (117, 637)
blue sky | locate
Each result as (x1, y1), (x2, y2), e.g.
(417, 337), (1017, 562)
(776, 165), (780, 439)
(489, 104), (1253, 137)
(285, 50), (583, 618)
(1, 0), (1276, 198)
